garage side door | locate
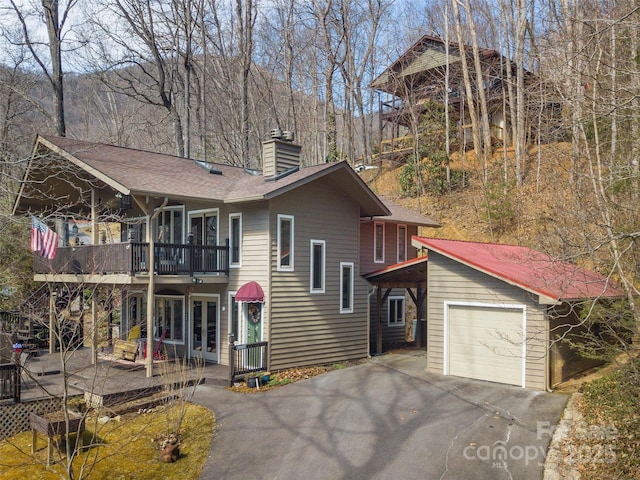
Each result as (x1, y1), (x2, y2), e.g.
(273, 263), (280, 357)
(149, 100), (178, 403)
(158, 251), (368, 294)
(447, 304), (524, 387)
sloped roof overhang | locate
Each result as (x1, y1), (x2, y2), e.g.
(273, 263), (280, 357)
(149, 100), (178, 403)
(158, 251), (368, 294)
(363, 256), (427, 288)
(412, 236), (625, 305)
(13, 135), (390, 219)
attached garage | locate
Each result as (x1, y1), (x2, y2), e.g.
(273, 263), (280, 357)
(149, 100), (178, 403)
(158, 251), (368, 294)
(447, 303), (525, 387)
(412, 236), (625, 390)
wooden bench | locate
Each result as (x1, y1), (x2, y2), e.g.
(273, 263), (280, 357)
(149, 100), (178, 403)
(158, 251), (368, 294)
(113, 339), (138, 362)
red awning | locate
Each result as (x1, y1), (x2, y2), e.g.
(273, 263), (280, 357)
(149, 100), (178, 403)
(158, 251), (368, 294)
(235, 281), (264, 302)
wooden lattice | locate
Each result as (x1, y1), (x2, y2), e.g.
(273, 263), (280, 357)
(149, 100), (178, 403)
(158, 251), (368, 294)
(0, 397), (65, 441)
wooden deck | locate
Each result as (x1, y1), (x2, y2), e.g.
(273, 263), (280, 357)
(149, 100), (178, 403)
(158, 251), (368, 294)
(14, 347), (230, 404)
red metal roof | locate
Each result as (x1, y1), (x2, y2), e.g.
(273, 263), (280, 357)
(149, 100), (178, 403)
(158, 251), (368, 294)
(412, 237), (624, 302)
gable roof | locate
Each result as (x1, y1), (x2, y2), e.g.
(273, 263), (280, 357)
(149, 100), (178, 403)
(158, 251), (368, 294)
(411, 237), (624, 303)
(365, 197), (440, 228)
(14, 135), (389, 218)
(370, 35), (498, 91)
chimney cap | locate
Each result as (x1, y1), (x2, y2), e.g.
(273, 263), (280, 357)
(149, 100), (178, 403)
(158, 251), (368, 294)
(282, 131), (295, 142)
(270, 128), (283, 139)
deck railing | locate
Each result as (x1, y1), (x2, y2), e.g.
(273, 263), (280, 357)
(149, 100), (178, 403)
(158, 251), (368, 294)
(33, 241), (230, 276)
(0, 363), (20, 402)
(228, 341), (268, 386)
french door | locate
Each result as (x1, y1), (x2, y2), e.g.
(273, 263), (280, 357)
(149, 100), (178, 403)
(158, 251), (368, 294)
(190, 295), (219, 362)
(188, 210), (219, 272)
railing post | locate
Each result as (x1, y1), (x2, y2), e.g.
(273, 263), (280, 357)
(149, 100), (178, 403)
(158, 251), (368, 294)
(263, 343), (268, 372)
(14, 364), (20, 403)
(228, 334), (235, 386)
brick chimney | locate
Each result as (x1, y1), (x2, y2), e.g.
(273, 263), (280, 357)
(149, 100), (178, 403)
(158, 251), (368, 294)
(262, 130), (301, 178)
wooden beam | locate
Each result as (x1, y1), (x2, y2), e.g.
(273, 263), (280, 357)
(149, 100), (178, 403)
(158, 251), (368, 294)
(374, 282), (426, 289)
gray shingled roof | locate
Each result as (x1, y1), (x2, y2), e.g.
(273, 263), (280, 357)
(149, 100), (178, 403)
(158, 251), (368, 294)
(18, 135), (388, 217)
(374, 197), (440, 228)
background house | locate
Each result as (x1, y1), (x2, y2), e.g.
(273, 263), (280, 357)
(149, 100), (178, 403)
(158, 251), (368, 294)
(412, 236), (624, 390)
(370, 35), (562, 160)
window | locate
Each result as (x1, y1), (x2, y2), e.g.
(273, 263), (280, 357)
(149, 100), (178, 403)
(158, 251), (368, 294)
(310, 240), (325, 293)
(388, 296), (405, 326)
(125, 292), (146, 335)
(397, 224), (407, 263)
(155, 295), (185, 342)
(122, 218), (146, 242)
(189, 209), (220, 272)
(156, 207), (184, 243)
(189, 209), (219, 247)
(229, 293), (240, 343)
(374, 222), (385, 263)
(340, 262), (354, 313)
(278, 214), (294, 271)
(229, 213), (242, 267)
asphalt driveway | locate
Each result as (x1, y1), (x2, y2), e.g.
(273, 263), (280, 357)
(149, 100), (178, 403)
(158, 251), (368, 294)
(193, 350), (568, 480)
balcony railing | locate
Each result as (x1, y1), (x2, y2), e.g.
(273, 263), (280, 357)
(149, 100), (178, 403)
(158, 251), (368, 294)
(33, 241), (230, 276)
(0, 363), (20, 402)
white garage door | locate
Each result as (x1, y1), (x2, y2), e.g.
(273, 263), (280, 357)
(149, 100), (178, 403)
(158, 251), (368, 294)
(447, 303), (525, 387)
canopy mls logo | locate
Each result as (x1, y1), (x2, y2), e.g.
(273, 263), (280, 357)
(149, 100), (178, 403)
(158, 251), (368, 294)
(463, 421), (617, 469)
(463, 441), (547, 468)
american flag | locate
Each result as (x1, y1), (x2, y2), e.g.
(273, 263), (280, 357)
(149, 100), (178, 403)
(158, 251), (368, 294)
(31, 216), (59, 260)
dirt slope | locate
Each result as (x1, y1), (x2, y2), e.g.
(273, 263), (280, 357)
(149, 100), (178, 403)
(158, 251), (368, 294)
(364, 142), (591, 257)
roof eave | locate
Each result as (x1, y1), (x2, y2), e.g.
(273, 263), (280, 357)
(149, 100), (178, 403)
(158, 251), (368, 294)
(38, 135), (131, 195)
(261, 162), (389, 217)
(411, 236), (562, 303)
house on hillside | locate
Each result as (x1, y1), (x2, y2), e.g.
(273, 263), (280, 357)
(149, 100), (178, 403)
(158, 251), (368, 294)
(370, 35), (563, 160)
(411, 236), (624, 390)
(13, 133), (396, 377)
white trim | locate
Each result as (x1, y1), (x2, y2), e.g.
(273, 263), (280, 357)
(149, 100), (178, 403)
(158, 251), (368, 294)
(228, 291), (239, 343)
(156, 205), (185, 243)
(310, 239), (326, 293)
(277, 214), (294, 271)
(243, 302), (263, 342)
(229, 213), (242, 268)
(154, 294), (186, 345)
(374, 222), (385, 263)
(443, 301), (527, 388)
(189, 293), (220, 362)
(188, 208), (220, 246)
(387, 295), (406, 327)
(340, 262), (354, 313)
(397, 224), (407, 263)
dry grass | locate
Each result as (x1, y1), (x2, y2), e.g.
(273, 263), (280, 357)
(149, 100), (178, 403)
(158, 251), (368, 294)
(0, 403), (214, 480)
(228, 361), (361, 394)
(560, 358), (640, 479)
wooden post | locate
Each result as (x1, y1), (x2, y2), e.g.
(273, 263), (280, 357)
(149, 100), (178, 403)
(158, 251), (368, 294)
(49, 290), (56, 355)
(91, 189), (98, 365)
(376, 288), (383, 355)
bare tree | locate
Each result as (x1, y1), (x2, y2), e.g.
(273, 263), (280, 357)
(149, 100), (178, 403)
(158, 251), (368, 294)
(86, 0), (202, 157)
(450, 0), (482, 161)
(1, 0), (80, 137)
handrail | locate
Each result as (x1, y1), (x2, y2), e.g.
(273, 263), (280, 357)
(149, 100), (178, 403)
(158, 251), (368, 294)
(0, 363), (20, 402)
(228, 341), (269, 386)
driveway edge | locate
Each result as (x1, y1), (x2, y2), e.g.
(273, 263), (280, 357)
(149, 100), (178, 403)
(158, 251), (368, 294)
(543, 392), (581, 480)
